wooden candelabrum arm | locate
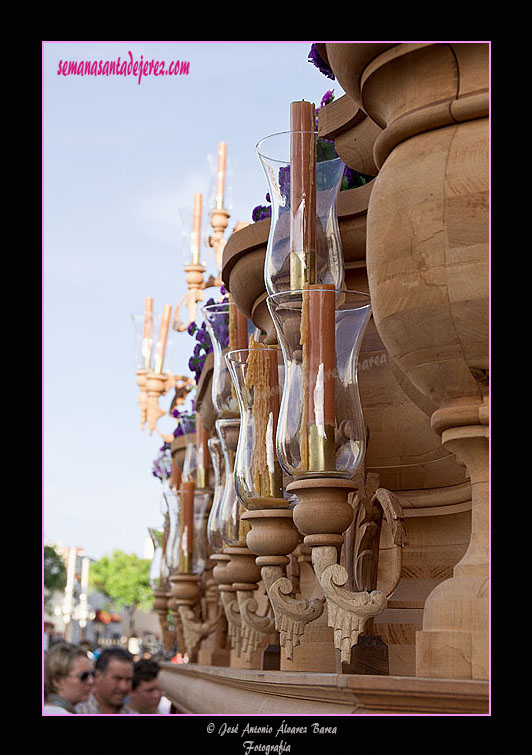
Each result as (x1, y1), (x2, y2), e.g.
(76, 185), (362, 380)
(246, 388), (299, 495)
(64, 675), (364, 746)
(135, 369), (150, 430)
(208, 207), (232, 274)
(172, 264), (223, 334)
(260, 563), (324, 661)
(145, 373), (172, 435)
(311, 545), (388, 664)
(177, 603), (223, 658)
(287, 475), (406, 665)
(172, 288), (205, 333)
(241, 509), (324, 662)
(346, 473), (408, 599)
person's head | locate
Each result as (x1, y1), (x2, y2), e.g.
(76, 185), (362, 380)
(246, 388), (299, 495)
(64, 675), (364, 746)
(129, 658), (163, 714)
(44, 642), (95, 705)
(93, 647), (134, 711)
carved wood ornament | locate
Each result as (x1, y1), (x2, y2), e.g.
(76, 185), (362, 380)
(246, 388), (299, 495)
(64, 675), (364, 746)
(287, 472), (406, 665)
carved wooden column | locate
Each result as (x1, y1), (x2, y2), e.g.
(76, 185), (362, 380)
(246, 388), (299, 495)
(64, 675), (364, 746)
(415, 400), (489, 678)
(323, 42), (489, 679)
(211, 553), (241, 661)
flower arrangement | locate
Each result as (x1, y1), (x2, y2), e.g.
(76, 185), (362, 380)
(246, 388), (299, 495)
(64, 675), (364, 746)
(308, 43), (335, 80)
(185, 285), (230, 382)
(152, 443), (172, 481)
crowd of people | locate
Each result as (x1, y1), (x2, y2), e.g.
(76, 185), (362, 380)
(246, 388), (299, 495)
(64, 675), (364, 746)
(43, 641), (174, 715)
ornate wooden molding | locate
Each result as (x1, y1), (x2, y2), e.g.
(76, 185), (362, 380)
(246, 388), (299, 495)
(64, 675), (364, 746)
(158, 662), (489, 715)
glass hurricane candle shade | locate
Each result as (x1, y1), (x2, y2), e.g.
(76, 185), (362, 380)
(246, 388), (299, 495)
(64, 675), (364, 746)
(178, 413), (197, 483)
(201, 302), (241, 418)
(267, 288), (371, 480)
(164, 488), (211, 575)
(225, 347), (288, 509)
(148, 527), (169, 590)
(215, 417), (248, 548)
(163, 489), (180, 575)
(256, 131), (346, 295)
(206, 435), (226, 553)
(190, 490), (212, 575)
(132, 311), (182, 374)
(131, 312), (157, 371)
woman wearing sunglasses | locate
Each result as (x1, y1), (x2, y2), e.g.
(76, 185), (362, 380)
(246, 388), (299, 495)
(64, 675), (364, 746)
(44, 642), (95, 714)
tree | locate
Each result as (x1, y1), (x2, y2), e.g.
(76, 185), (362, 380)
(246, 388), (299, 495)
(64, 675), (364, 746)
(89, 550), (152, 640)
(44, 545), (67, 614)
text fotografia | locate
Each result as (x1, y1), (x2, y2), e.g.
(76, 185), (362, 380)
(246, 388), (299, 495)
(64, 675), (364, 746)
(56, 51), (190, 85)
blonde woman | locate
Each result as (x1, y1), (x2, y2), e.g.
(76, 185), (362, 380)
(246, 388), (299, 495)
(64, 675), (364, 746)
(44, 642), (95, 714)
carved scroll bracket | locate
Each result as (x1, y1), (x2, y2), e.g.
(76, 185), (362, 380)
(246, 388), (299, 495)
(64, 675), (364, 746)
(311, 544), (387, 663)
(288, 477), (393, 665)
(236, 588), (275, 662)
(241, 509), (324, 661)
(219, 587), (243, 658)
(346, 471), (408, 599)
(259, 560), (324, 661)
(178, 603), (223, 658)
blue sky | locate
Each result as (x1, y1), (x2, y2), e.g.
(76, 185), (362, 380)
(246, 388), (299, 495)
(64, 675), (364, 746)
(43, 41), (344, 560)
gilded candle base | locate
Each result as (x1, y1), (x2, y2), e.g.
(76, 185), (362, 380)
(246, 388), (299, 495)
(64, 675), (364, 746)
(178, 552), (193, 575)
(307, 423), (336, 473)
(268, 465), (284, 500)
(196, 466), (207, 490)
(290, 249), (317, 290)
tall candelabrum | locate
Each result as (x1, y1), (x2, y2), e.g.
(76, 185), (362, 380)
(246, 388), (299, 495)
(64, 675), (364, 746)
(173, 143), (234, 334)
(132, 298), (193, 438)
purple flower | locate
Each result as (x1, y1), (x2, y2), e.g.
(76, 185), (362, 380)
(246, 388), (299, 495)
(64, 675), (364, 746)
(308, 44), (335, 80)
(152, 444), (172, 481)
(319, 89), (335, 109)
(252, 204), (272, 222)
